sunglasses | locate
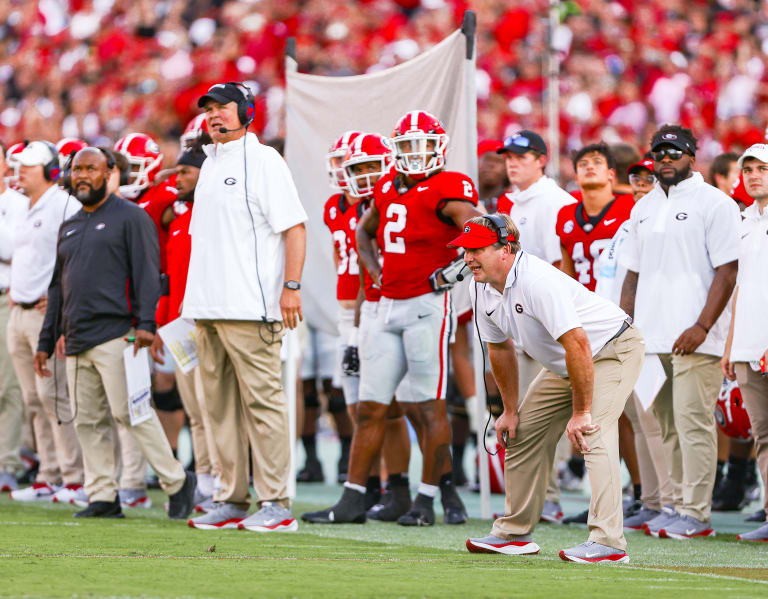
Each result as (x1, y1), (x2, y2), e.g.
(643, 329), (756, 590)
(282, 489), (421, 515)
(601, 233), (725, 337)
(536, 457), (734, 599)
(651, 148), (685, 161)
(503, 135), (531, 148)
(629, 173), (656, 185)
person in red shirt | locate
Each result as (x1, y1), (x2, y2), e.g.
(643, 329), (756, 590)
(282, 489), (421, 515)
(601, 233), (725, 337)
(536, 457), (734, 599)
(557, 143), (634, 292)
(303, 111), (481, 528)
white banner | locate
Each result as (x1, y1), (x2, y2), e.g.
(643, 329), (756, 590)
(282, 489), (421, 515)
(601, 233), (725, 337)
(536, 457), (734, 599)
(285, 28), (477, 334)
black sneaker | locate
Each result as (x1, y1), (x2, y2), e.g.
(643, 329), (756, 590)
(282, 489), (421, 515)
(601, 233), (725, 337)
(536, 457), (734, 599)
(440, 483), (467, 525)
(74, 497), (124, 518)
(397, 493), (435, 527)
(301, 487), (366, 524)
(369, 485), (411, 521)
(364, 485), (381, 511)
(712, 476), (747, 511)
(562, 509), (589, 525)
(746, 509), (766, 523)
(168, 471), (197, 520)
(297, 459), (324, 483)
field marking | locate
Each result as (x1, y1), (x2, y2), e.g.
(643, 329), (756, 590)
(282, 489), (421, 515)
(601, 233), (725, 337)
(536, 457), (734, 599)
(624, 564), (768, 586)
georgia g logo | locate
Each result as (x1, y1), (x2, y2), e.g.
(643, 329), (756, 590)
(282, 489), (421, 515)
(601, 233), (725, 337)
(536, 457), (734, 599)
(224, 177), (237, 186)
(675, 212), (688, 221)
(464, 225), (471, 233)
(515, 303), (523, 314)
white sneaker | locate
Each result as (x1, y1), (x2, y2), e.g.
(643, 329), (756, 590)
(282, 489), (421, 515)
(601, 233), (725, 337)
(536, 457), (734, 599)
(237, 502), (298, 532)
(188, 502), (247, 530)
(10, 482), (58, 501)
(0, 471), (18, 493)
(540, 501), (564, 523)
(52, 484), (85, 505)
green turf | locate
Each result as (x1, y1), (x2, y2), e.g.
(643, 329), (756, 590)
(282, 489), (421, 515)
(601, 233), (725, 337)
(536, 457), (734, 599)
(1, 489), (767, 599)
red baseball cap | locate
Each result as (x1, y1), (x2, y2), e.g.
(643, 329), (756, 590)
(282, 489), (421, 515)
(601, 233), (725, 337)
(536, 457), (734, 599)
(448, 221), (513, 249)
(627, 158), (654, 175)
(477, 139), (503, 157)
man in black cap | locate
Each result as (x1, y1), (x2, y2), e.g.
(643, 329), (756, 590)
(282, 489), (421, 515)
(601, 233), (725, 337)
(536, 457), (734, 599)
(620, 124), (740, 539)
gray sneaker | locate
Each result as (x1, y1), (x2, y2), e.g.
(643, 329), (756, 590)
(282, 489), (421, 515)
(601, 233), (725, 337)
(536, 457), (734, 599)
(0, 471), (18, 492)
(119, 488), (152, 509)
(643, 504), (677, 537)
(237, 501), (298, 532)
(466, 534), (540, 555)
(540, 501), (564, 523)
(624, 505), (661, 531)
(659, 514), (714, 540)
(559, 540), (629, 563)
(188, 502), (247, 530)
(737, 522), (768, 541)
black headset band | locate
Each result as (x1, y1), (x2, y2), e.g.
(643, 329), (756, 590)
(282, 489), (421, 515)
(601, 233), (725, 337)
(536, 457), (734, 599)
(483, 214), (509, 245)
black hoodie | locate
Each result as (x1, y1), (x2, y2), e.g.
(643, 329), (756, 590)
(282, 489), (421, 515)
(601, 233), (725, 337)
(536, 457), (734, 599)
(38, 194), (160, 356)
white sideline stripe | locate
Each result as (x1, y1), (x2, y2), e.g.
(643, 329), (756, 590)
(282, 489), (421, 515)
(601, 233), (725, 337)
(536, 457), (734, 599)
(623, 565), (768, 586)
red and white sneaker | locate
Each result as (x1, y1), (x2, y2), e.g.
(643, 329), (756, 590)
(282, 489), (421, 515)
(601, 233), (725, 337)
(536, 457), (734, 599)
(52, 484), (85, 504)
(237, 502), (299, 532)
(9, 482), (58, 502)
(188, 502), (247, 530)
(559, 541), (629, 564)
(539, 501), (564, 523)
(466, 534), (540, 555)
(658, 515), (714, 540)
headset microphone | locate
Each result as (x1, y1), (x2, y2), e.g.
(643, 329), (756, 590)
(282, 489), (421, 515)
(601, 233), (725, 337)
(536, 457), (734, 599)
(218, 124), (247, 134)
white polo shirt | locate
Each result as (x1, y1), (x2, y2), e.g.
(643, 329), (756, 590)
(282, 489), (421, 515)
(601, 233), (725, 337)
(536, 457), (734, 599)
(472, 251), (629, 377)
(619, 172), (740, 356)
(594, 221), (631, 306)
(0, 187), (29, 290)
(183, 132), (308, 321)
(10, 185), (79, 304)
(500, 175), (576, 264)
(730, 201), (768, 362)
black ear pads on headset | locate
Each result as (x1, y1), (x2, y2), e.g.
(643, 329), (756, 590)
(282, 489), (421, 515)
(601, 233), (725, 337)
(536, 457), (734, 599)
(39, 141), (61, 182)
(483, 213), (510, 245)
(228, 81), (256, 127)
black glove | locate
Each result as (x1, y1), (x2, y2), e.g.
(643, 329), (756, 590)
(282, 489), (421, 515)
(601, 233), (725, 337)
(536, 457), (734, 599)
(342, 345), (360, 377)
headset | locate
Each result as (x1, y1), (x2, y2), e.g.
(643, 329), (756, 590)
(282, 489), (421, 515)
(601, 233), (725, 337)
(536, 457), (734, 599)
(482, 213), (510, 246)
(97, 147), (117, 170)
(38, 141), (61, 182)
(218, 81), (256, 133)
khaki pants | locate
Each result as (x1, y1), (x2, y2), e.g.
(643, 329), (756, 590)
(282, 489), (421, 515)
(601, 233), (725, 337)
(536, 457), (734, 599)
(492, 326), (644, 551)
(196, 320), (289, 510)
(735, 363), (768, 513)
(114, 422), (147, 489)
(175, 365), (220, 477)
(623, 391), (673, 510)
(67, 336), (184, 502)
(654, 353), (721, 521)
(0, 295), (23, 473)
(6, 305), (83, 485)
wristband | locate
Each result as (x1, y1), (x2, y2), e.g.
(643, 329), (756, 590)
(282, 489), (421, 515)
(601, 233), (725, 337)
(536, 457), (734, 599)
(347, 326), (359, 346)
(694, 321), (709, 334)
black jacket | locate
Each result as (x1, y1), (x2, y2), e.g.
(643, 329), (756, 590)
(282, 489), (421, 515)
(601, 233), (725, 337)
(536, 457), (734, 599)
(38, 194), (160, 356)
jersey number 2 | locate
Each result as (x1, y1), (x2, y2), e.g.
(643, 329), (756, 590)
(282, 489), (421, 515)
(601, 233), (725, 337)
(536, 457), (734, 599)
(384, 203), (407, 254)
(333, 230), (359, 275)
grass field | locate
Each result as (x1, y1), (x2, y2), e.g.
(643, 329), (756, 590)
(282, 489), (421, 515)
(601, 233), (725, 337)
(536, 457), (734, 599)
(2, 480), (768, 599)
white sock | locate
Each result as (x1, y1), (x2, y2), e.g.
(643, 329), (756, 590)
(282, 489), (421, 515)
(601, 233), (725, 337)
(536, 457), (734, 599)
(197, 473), (214, 497)
(344, 481), (366, 494)
(418, 483), (439, 498)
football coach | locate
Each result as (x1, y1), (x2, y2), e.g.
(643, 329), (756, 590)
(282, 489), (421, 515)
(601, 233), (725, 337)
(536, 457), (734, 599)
(183, 82), (307, 532)
(456, 214), (644, 563)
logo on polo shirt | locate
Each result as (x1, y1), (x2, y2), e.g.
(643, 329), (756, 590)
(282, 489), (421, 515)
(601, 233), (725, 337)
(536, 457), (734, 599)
(563, 220), (574, 234)
(95, 223), (106, 230)
(675, 212), (688, 221)
(33, 219), (42, 228)
(515, 303), (523, 314)
(65, 229), (76, 237)
(519, 216), (527, 225)
(224, 177), (237, 186)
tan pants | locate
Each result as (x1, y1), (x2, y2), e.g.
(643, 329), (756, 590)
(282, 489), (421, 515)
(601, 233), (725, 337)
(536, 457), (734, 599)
(6, 305), (83, 485)
(735, 363), (768, 513)
(114, 422), (147, 489)
(654, 353), (721, 521)
(492, 326), (644, 551)
(196, 320), (289, 510)
(0, 295), (23, 473)
(67, 336), (185, 502)
(623, 391), (673, 510)
(175, 365), (220, 477)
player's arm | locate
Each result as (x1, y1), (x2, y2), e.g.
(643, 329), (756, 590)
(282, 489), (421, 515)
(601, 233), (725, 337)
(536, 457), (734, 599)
(620, 270), (638, 319)
(356, 202), (381, 287)
(559, 244), (576, 278)
(440, 199), (483, 229)
(488, 338), (520, 446)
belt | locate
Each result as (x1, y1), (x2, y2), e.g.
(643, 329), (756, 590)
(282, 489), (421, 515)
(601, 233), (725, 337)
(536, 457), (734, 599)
(18, 300), (40, 310)
(608, 317), (632, 344)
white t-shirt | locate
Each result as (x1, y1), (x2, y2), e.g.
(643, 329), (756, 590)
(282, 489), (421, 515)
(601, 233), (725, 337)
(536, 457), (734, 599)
(471, 251), (629, 377)
(500, 175), (576, 264)
(10, 185), (79, 303)
(619, 172), (740, 356)
(183, 133), (308, 321)
(730, 202), (768, 362)
(594, 220), (631, 306)
(0, 187), (29, 290)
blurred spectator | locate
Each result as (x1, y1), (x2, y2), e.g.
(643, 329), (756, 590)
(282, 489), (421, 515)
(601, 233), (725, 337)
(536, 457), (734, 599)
(709, 151), (740, 194)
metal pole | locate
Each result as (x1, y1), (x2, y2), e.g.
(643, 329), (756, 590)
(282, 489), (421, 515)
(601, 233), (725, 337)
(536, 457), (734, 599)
(546, 0), (560, 182)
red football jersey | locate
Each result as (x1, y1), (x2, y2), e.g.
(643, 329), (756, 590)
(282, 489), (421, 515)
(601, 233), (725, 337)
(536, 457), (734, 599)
(346, 199), (381, 303)
(556, 195), (634, 291)
(496, 192), (513, 214)
(156, 204), (192, 327)
(323, 194), (363, 302)
(373, 170), (478, 299)
(135, 182), (178, 272)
